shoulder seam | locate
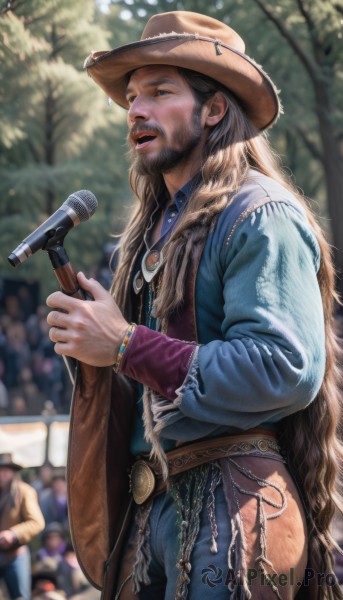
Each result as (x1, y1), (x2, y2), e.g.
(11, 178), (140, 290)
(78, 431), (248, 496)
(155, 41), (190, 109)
(225, 197), (302, 246)
(225, 197), (270, 246)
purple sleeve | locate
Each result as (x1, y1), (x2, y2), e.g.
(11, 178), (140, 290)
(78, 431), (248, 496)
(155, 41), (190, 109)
(118, 325), (197, 400)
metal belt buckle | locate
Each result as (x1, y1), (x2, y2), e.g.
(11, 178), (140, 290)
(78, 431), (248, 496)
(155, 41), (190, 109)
(130, 460), (156, 505)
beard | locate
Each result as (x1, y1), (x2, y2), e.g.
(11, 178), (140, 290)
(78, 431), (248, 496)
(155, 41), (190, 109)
(128, 106), (203, 177)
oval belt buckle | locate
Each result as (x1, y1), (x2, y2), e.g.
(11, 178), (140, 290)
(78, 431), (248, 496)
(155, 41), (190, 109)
(130, 460), (156, 505)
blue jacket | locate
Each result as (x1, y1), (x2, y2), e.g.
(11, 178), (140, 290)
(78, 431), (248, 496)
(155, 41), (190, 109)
(120, 170), (325, 450)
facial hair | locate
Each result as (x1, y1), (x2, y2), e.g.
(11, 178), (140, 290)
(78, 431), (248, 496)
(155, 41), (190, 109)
(128, 105), (203, 177)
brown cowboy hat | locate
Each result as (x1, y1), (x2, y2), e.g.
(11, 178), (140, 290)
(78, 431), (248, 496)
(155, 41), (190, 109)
(0, 453), (23, 470)
(84, 11), (281, 131)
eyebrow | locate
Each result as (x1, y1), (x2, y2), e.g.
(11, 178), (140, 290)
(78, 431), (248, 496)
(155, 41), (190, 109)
(126, 77), (178, 97)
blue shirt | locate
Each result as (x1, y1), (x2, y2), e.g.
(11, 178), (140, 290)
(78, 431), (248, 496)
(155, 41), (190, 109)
(130, 178), (196, 455)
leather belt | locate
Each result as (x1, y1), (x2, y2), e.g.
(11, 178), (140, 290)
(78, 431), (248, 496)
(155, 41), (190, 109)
(129, 431), (281, 505)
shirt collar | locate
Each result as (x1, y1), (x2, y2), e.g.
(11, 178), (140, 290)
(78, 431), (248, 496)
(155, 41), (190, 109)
(172, 172), (202, 211)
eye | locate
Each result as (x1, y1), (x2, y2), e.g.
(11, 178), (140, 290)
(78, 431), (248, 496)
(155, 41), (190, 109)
(127, 95), (136, 105)
(156, 89), (170, 97)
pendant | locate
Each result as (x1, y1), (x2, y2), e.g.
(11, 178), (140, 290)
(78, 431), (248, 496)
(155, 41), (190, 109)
(133, 270), (144, 294)
(141, 248), (163, 283)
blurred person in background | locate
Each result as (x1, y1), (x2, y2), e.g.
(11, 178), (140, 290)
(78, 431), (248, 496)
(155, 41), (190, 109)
(57, 543), (90, 598)
(39, 470), (68, 531)
(36, 523), (67, 565)
(31, 464), (54, 496)
(0, 453), (45, 600)
(0, 378), (9, 416)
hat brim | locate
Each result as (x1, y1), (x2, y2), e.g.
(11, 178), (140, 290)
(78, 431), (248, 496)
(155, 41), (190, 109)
(0, 462), (22, 470)
(85, 34), (281, 131)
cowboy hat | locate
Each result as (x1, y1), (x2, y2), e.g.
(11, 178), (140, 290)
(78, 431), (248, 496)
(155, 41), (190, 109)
(0, 453), (23, 470)
(84, 11), (281, 130)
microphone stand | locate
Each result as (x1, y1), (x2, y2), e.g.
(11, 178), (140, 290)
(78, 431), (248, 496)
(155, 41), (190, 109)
(47, 243), (86, 301)
(46, 242), (88, 385)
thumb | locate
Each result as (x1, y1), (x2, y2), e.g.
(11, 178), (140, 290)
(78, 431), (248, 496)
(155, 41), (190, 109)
(77, 272), (109, 301)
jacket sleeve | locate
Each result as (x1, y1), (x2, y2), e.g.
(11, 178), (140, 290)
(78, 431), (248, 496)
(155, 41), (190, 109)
(119, 200), (326, 437)
(11, 483), (45, 544)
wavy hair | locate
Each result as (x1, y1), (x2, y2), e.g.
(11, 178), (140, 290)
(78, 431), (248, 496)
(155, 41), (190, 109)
(111, 68), (343, 596)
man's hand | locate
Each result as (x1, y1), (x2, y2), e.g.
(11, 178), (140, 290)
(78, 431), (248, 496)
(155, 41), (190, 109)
(46, 272), (129, 367)
(0, 530), (17, 549)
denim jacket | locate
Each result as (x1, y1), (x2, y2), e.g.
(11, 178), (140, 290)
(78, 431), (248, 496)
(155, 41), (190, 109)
(119, 170), (325, 450)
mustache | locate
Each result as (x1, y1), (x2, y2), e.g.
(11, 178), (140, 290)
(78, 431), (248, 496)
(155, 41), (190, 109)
(127, 124), (165, 143)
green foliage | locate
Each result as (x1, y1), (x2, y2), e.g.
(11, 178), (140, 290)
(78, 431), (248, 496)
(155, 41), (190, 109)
(1, 0), (342, 297)
(0, 0), (133, 298)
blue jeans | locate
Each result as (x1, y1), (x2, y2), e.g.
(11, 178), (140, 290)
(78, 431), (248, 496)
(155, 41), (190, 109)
(0, 547), (31, 600)
(117, 472), (232, 600)
(116, 456), (308, 600)
(138, 481), (231, 599)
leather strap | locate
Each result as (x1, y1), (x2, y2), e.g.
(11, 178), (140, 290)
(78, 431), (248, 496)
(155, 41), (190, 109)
(130, 431), (281, 504)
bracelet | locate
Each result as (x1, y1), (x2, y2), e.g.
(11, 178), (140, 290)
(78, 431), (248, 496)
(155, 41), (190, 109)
(114, 323), (136, 373)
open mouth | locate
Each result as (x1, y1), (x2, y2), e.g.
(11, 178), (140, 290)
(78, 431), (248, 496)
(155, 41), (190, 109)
(137, 135), (156, 145)
(132, 132), (157, 149)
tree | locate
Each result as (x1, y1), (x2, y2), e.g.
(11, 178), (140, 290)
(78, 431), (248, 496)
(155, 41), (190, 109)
(109, 0), (343, 304)
(249, 0), (343, 305)
(0, 0), (131, 297)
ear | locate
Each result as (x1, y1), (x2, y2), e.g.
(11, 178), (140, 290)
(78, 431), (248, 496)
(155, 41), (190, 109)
(203, 92), (228, 127)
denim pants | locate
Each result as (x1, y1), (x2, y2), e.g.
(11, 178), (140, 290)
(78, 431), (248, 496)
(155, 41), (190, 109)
(115, 457), (308, 600)
(0, 547), (31, 600)
(116, 477), (231, 600)
(137, 478), (231, 600)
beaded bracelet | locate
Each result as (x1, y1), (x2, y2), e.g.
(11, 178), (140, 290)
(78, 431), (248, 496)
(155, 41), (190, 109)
(114, 323), (136, 373)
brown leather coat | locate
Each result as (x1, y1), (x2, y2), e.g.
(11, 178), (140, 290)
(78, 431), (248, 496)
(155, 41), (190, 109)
(0, 480), (45, 562)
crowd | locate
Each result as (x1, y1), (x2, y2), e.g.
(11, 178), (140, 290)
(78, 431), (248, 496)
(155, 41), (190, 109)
(0, 244), (116, 419)
(0, 248), (115, 597)
(0, 456), (99, 599)
(30, 464), (97, 599)
(0, 291), (72, 417)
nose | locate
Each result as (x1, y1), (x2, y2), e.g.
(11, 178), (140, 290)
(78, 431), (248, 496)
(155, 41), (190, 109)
(127, 95), (150, 123)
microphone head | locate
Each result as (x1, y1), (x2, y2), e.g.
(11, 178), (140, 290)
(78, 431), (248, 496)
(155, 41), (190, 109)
(8, 190), (99, 267)
(63, 190), (98, 222)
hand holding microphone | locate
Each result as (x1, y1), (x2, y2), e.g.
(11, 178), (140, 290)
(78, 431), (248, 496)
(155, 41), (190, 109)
(46, 272), (129, 367)
(8, 190), (129, 368)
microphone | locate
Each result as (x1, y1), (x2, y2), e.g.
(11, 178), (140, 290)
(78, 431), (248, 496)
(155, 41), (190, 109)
(8, 190), (98, 267)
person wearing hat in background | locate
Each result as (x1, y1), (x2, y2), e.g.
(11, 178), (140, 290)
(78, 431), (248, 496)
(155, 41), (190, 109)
(46, 11), (342, 600)
(0, 453), (45, 599)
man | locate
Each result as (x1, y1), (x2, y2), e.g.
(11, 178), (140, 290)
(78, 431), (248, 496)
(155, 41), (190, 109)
(38, 469), (68, 531)
(46, 11), (343, 600)
(0, 453), (45, 599)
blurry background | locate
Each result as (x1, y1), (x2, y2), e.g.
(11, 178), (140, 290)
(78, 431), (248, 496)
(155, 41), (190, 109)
(0, 0), (342, 596)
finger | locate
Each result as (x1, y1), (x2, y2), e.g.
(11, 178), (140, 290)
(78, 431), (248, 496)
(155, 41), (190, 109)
(49, 326), (67, 344)
(46, 309), (70, 328)
(77, 272), (111, 301)
(46, 290), (79, 311)
(52, 341), (70, 357)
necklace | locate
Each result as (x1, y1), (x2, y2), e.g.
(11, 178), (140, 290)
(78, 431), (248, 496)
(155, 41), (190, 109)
(133, 201), (168, 294)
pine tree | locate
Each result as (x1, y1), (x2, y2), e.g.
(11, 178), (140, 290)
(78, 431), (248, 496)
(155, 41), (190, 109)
(108, 0), (343, 303)
(0, 0), (131, 295)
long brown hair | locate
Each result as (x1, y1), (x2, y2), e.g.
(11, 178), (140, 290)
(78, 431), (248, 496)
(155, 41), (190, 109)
(112, 68), (343, 595)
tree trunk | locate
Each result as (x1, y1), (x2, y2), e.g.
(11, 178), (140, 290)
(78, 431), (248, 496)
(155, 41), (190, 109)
(44, 80), (55, 215)
(313, 79), (343, 306)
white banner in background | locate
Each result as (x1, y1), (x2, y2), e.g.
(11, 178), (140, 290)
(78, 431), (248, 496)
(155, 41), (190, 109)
(0, 420), (69, 467)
